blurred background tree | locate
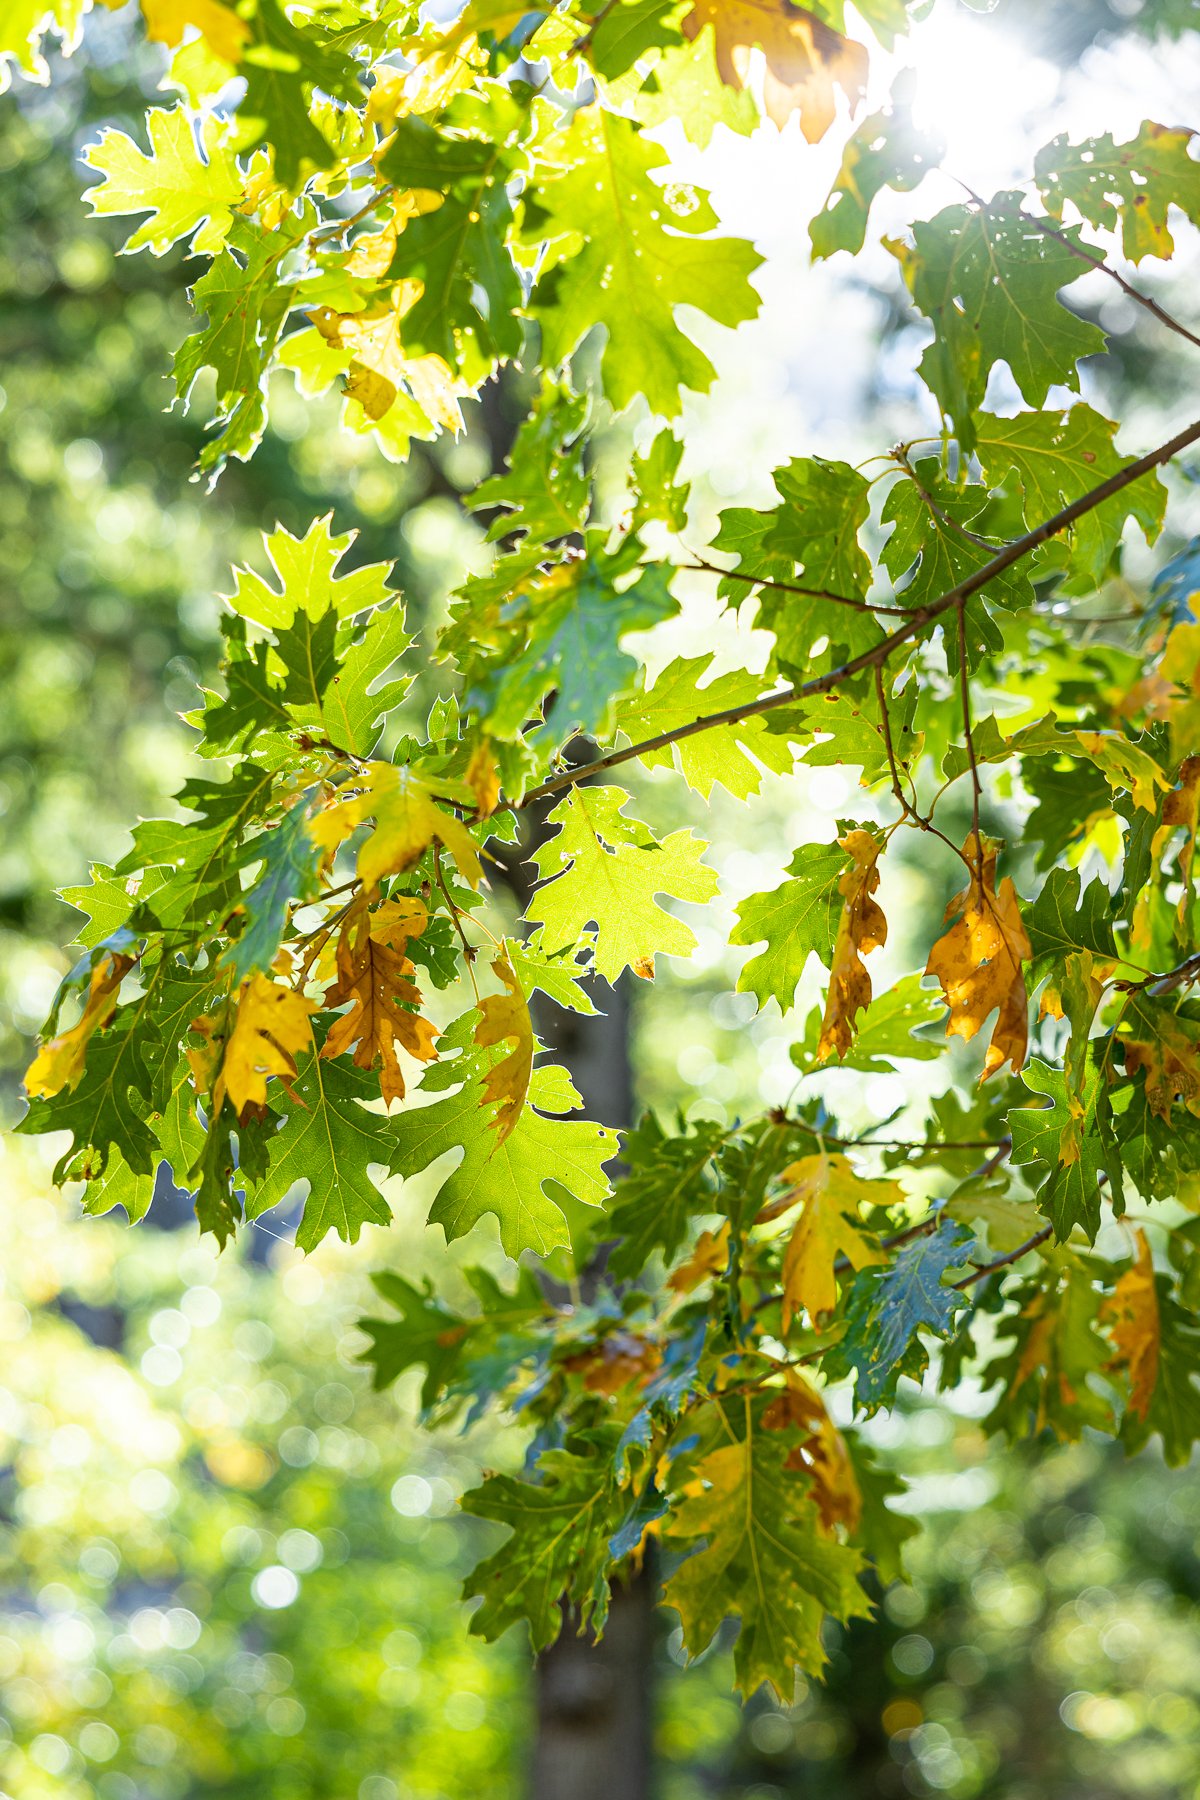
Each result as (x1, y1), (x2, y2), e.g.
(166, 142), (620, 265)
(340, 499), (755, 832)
(6, 1), (1200, 1797)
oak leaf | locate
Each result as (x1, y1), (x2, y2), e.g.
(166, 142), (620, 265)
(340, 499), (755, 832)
(465, 740), (501, 818)
(139, 0), (249, 62)
(668, 1222), (731, 1294)
(313, 763), (483, 890)
(1101, 1228), (1160, 1421)
(817, 829), (886, 1062)
(777, 1151), (893, 1326)
(925, 838), (1031, 1080)
(320, 895), (438, 1107)
(682, 0), (867, 139)
(474, 945), (533, 1144)
(762, 1372), (861, 1534)
(214, 975), (315, 1116)
(24, 951), (135, 1098)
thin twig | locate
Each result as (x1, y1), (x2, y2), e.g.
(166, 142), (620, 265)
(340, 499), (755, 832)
(950, 1223), (1054, 1289)
(677, 554), (915, 618)
(1021, 208), (1200, 355)
(956, 598), (984, 857)
(508, 414), (1200, 815)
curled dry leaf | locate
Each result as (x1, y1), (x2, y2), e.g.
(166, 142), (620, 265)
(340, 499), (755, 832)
(24, 951), (136, 1098)
(926, 837), (1031, 1080)
(320, 894), (438, 1106)
(682, 0), (868, 139)
(1100, 1227), (1160, 1420)
(474, 944), (534, 1144)
(817, 828), (886, 1062)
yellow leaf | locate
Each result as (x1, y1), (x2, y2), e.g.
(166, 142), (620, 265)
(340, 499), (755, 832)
(24, 951), (135, 1098)
(778, 1152), (892, 1326)
(313, 763), (483, 890)
(313, 277), (465, 429)
(474, 945), (534, 1144)
(762, 1371), (861, 1534)
(139, 0), (249, 62)
(1075, 729), (1170, 813)
(1100, 1228), (1160, 1421)
(817, 828), (886, 1063)
(681, 0), (867, 139)
(320, 895), (438, 1107)
(216, 975), (315, 1117)
(668, 1221), (731, 1294)
(1121, 1010), (1200, 1120)
(925, 837), (1031, 1081)
(465, 739), (501, 818)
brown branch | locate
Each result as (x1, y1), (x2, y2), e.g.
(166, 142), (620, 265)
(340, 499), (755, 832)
(1022, 208), (1200, 355)
(512, 414), (1200, 814)
(950, 1223), (1054, 1290)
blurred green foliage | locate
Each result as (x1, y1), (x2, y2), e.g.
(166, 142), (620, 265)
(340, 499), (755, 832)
(6, 5), (1200, 1798)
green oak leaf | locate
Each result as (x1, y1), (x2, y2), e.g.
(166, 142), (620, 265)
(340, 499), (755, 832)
(83, 106), (241, 256)
(731, 841), (847, 1013)
(463, 1447), (616, 1648)
(826, 1222), (974, 1412)
(246, 1030), (395, 1251)
(810, 73), (942, 260)
(664, 1399), (868, 1696)
(1023, 866), (1119, 978)
(616, 655), (795, 801)
(527, 108), (762, 414)
(894, 193), (1106, 451)
(606, 1113), (727, 1279)
(526, 786), (718, 984)
(974, 406), (1166, 586)
(390, 1026), (618, 1259)
(1010, 1057), (1106, 1241)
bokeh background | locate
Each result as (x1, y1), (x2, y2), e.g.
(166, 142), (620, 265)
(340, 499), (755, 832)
(5, 1), (1200, 1795)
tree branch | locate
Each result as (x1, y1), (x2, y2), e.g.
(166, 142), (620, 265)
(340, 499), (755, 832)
(516, 415), (1200, 813)
(950, 1222), (1054, 1289)
(1022, 208), (1200, 355)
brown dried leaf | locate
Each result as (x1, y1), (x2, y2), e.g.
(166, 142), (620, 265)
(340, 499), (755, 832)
(320, 895), (438, 1106)
(925, 837), (1031, 1080)
(682, 0), (867, 139)
(817, 828), (886, 1062)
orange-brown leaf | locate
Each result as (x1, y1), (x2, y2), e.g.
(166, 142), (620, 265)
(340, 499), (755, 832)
(474, 945), (533, 1143)
(1100, 1228), (1160, 1420)
(320, 895), (438, 1106)
(668, 1222), (731, 1294)
(817, 828), (886, 1063)
(925, 837), (1031, 1080)
(682, 0), (867, 138)
(762, 1371), (861, 1534)
(24, 951), (135, 1098)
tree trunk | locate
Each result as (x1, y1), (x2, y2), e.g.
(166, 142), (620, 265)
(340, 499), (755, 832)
(492, 793), (656, 1800)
